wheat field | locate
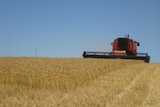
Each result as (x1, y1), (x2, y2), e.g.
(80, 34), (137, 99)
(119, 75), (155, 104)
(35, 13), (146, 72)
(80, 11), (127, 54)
(0, 57), (160, 107)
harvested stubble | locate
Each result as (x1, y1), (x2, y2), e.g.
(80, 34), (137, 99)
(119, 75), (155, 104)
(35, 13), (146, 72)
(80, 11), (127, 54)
(0, 57), (160, 107)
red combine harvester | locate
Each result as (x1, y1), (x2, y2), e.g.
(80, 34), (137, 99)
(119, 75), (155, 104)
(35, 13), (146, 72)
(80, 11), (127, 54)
(83, 35), (150, 63)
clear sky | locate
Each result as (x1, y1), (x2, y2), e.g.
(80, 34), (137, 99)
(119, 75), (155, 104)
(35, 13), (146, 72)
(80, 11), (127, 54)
(0, 0), (160, 62)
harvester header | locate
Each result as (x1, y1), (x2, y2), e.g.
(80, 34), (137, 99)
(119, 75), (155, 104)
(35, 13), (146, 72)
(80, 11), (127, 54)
(83, 35), (150, 63)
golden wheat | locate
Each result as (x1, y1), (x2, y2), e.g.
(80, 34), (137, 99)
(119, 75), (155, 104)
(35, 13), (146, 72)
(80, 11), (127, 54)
(0, 57), (159, 107)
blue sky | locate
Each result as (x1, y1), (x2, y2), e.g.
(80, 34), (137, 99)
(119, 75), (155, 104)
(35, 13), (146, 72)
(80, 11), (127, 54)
(0, 0), (160, 62)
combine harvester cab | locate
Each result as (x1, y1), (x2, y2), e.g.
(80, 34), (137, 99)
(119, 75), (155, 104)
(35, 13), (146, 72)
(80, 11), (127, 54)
(83, 35), (150, 63)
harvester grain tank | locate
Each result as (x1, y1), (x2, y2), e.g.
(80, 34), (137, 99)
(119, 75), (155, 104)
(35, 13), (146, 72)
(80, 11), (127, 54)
(83, 35), (150, 63)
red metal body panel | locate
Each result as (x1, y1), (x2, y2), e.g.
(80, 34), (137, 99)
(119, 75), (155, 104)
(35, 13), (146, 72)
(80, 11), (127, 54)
(112, 37), (139, 55)
(128, 40), (132, 52)
(112, 39), (118, 51)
